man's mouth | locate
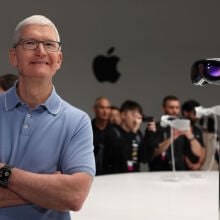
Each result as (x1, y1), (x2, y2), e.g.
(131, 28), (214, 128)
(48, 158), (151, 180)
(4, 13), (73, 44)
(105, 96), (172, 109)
(31, 61), (49, 65)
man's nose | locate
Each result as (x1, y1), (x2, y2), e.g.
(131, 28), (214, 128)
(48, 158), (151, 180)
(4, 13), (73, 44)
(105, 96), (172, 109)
(36, 42), (46, 51)
(35, 42), (47, 55)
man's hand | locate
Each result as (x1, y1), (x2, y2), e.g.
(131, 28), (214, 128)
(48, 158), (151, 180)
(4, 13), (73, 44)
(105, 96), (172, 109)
(146, 121), (156, 132)
(172, 129), (185, 140)
(181, 127), (195, 140)
(185, 156), (202, 170)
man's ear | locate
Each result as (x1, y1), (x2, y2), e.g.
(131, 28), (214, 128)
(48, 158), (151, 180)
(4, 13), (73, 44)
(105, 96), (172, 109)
(56, 52), (63, 70)
(9, 48), (18, 67)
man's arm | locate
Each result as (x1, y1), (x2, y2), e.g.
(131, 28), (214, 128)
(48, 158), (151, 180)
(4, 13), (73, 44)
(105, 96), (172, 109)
(185, 142), (206, 170)
(1, 163), (93, 211)
(0, 187), (28, 208)
(154, 129), (183, 156)
(154, 138), (172, 156)
(183, 126), (206, 169)
(141, 121), (168, 158)
(185, 147), (206, 170)
(182, 128), (202, 157)
(142, 122), (184, 158)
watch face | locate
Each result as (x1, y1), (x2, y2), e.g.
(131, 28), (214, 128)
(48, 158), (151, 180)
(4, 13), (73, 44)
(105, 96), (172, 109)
(0, 167), (11, 183)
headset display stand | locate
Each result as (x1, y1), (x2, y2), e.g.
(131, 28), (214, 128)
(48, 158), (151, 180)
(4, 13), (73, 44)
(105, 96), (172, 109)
(160, 116), (190, 182)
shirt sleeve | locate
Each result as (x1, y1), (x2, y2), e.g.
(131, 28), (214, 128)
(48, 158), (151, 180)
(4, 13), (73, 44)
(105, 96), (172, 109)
(60, 113), (96, 176)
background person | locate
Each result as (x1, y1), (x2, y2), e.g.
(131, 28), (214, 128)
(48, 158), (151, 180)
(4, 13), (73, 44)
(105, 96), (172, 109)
(109, 106), (122, 125)
(181, 99), (206, 170)
(0, 73), (18, 93)
(92, 97), (126, 175)
(143, 95), (203, 171)
(111, 100), (144, 172)
(92, 96), (113, 175)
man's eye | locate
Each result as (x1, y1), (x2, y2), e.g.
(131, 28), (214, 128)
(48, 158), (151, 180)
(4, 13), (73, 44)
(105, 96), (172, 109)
(24, 41), (36, 45)
(44, 42), (55, 47)
(44, 42), (52, 46)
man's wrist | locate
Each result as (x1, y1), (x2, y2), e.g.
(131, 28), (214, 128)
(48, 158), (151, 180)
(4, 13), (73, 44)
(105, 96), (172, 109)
(0, 164), (15, 188)
(188, 136), (196, 141)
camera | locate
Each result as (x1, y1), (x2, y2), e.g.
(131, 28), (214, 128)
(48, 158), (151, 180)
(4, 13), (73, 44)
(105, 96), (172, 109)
(191, 58), (220, 86)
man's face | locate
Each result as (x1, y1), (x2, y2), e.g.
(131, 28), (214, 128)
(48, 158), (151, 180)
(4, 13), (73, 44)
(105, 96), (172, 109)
(121, 109), (142, 131)
(163, 100), (180, 116)
(94, 99), (111, 120)
(9, 24), (62, 80)
(183, 110), (197, 123)
(109, 109), (121, 125)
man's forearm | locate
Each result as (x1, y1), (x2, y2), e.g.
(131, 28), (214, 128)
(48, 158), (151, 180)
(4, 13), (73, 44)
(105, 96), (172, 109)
(154, 138), (171, 156)
(189, 138), (202, 157)
(7, 167), (93, 212)
(0, 187), (29, 208)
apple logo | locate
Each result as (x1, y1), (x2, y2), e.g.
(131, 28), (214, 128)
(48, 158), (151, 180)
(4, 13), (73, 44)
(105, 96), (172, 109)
(92, 47), (121, 83)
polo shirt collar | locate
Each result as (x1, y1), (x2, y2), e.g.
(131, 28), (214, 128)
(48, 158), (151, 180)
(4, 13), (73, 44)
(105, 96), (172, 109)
(5, 82), (62, 115)
(41, 87), (62, 115)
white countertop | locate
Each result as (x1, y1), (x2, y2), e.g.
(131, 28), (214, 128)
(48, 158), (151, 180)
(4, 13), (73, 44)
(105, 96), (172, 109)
(71, 171), (219, 220)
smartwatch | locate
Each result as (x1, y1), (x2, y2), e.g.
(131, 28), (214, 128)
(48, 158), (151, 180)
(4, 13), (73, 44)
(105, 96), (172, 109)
(0, 164), (14, 187)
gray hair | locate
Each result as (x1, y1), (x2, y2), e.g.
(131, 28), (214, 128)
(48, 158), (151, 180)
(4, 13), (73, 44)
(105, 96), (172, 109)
(13, 15), (60, 45)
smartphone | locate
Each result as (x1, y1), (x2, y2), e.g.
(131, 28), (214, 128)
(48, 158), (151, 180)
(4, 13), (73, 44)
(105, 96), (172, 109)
(142, 116), (154, 123)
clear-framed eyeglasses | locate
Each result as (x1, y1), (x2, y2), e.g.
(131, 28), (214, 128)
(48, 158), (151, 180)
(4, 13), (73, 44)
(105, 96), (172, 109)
(13, 39), (61, 52)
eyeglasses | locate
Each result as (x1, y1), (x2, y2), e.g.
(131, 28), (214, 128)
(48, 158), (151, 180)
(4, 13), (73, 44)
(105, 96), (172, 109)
(14, 39), (61, 52)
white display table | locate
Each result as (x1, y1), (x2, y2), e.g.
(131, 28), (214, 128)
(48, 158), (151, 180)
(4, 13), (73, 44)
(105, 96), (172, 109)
(71, 171), (218, 220)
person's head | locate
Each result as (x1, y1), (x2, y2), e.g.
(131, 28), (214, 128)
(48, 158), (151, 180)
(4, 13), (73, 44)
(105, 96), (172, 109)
(9, 15), (62, 81)
(93, 97), (111, 121)
(120, 100), (143, 132)
(162, 95), (180, 116)
(181, 99), (200, 124)
(0, 73), (18, 93)
(109, 106), (122, 125)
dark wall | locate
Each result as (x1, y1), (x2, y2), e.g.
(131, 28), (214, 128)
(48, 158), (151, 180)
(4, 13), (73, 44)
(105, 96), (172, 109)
(0, 0), (219, 120)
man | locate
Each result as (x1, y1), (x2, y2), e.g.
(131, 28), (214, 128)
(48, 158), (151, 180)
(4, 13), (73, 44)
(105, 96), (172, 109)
(92, 96), (113, 175)
(0, 73), (18, 93)
(92, 96), (124, 175)
(144, 95), (203, 171)
(0, 15), (95, 220)
(109, 106), (121, 126)
(181, 100), (206, 170)
(112, 100), (144, 172)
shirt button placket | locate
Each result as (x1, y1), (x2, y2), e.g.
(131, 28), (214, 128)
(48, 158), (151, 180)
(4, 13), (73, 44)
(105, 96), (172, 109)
(22, 113), (32, 136)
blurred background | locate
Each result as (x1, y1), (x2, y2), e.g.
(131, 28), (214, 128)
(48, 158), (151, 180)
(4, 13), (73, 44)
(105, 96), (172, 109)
(0, 0), (219, 120)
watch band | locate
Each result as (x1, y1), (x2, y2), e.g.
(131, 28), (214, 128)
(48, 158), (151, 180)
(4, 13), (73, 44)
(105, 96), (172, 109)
(0, 164), (14, 187)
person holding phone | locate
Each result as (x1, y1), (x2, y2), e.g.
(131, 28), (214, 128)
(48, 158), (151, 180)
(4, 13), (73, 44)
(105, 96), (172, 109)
(141, 95), (203, 171)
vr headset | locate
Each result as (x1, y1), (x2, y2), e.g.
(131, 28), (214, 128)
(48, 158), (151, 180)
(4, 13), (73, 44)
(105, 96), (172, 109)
(191, 58), (220, 86)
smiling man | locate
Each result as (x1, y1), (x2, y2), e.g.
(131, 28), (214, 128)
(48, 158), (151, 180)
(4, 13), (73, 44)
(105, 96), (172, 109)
(0, 15), (95, 220)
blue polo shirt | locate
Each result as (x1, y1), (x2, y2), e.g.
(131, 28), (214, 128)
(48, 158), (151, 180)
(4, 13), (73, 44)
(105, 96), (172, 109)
(0, 83), (96, 220)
